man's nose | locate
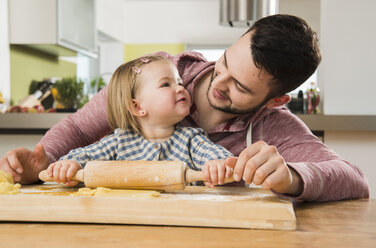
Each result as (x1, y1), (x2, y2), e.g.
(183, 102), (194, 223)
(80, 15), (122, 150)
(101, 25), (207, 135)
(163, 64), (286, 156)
(215, 71), (232, 88)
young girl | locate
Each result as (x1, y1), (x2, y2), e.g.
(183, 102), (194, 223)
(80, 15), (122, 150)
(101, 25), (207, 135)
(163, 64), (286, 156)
(46, 55), (233, 188)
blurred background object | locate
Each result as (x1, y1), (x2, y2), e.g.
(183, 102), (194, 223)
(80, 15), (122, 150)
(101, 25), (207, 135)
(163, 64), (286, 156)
(53, 77), (87, 112)
(0, 91), (5, 113)
(306, 82), (320, 114)
(287, 90), (305, 114)
(220, 0), (279, 27)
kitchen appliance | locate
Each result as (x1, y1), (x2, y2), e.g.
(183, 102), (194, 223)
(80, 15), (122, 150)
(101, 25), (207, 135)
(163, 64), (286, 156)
(220, 0), (278, 27)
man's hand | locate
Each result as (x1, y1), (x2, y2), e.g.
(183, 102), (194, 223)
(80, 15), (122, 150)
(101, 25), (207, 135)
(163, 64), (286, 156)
(0, 143), (50, 184)
(202, 159), (233, 188)
(226, 141), (303, 195)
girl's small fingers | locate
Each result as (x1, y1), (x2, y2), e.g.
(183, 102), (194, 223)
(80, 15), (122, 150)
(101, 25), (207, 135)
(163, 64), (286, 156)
(47, 163), (55, 177)
(65, 180), (79, 187)
(59, 165), (69, 183)
(217, 163), (225, 185)
(66, 166), (78, 182)
(204, 181), (215, 188)
(202, 164), (210, 181)
(209, 165), (218, 185)
(53, 164), (62, 183)
(202, 166), (214, 187)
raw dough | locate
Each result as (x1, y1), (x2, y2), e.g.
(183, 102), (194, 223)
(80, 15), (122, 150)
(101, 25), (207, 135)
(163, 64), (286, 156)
(72, 187), (160, 198)
(0, 170), (21, 194)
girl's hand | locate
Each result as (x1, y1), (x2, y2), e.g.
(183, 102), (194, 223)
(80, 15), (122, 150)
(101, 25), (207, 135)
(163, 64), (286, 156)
(46, 160), (82, 186)
(202, 159), (233, 188)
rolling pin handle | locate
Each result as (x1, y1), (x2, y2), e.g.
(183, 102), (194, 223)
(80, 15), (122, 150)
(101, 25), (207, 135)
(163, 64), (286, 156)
(74, 169), (84, 182)
(38, 169), (84, 183)
(185, 169), (235, 184)
(38, 170), (55, 182)
(185, 169), (205, 183)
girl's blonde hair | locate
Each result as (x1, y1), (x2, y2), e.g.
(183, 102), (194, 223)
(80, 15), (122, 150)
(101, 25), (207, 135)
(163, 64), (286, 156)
(107, 55), (171, 133)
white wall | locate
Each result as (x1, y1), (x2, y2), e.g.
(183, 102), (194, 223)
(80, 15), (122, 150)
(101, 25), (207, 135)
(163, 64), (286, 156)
(325, 131), (376, 198)
(0, 0), (10, 111)
(122, 0), (321, 44)
(320, 0), (376, 115)
(318, 0), (376, 198)
(123, 0), (246, 44)
(279, 0), (320, 35)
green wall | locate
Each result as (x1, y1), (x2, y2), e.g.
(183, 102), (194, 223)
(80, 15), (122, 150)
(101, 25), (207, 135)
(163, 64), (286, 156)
(9, 44), (185, 105)
(10, 45), (76, 105)
(124, 44), (185, 62)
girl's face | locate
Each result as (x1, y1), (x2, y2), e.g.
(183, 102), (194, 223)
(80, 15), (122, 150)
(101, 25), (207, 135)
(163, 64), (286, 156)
(134, 61), (191, 126)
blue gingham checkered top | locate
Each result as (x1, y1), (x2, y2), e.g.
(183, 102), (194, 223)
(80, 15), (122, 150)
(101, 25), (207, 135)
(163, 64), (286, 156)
(60, 126), (233, 170)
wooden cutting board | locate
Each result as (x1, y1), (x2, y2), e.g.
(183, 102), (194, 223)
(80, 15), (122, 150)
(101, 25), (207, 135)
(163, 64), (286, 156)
(0, 183), (296, 230)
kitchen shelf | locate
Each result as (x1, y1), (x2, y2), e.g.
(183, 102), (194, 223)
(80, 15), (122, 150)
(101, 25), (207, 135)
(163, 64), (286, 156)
(9, 0), (97, 57)
(0, 113), (69, 130)
(296, 114), (376, 131)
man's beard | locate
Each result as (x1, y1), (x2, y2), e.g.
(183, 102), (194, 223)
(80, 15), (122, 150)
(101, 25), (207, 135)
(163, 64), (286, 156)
(206, 70), (269, 115)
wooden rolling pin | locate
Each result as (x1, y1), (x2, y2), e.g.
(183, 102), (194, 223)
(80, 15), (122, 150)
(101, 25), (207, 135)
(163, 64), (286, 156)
(39, 160), (234, 190)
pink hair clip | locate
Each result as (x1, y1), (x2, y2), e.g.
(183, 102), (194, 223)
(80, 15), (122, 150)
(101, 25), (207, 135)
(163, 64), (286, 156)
(132, 66), (142, 74)
(140, 57), (149, 63)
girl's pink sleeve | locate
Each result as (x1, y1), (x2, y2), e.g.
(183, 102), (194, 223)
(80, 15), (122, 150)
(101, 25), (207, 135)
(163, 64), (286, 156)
(40, 86), (113, 162)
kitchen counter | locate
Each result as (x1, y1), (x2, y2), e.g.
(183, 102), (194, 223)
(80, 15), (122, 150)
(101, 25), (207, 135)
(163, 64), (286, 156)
(1, 113), (376, 133)
(0, 198), (374, 247)
(296, 114), (376, 131)
(0, 113), (69, 130)
(0, 113), (69, 134)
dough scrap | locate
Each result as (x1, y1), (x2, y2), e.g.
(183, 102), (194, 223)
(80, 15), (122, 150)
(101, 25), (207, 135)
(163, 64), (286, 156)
(72, 187), (160, 198)
(0, 170), (21, 194)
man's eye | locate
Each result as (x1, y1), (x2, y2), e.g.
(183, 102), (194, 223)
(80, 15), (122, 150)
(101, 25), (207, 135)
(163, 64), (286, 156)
(211, 71), (218, 81)
(235, 82), (246, 93)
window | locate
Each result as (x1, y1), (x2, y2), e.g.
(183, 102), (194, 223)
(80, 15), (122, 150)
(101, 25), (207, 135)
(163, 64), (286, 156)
(185, 45), (227, 62)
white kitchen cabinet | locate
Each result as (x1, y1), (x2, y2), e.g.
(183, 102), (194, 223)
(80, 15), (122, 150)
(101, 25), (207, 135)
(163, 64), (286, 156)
(9, 0), (97, 57)
(96, 0), (124, 42)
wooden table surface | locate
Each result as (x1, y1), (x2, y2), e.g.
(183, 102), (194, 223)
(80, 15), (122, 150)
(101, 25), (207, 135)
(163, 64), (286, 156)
(0, 198), (374, 247)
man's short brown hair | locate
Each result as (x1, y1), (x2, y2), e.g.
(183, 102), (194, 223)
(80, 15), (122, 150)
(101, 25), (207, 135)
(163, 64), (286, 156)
(245, 14), (321, 99)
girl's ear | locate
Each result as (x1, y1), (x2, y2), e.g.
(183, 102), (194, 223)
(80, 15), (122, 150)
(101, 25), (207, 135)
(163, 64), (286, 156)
(132, 99), (147, 116)
(265, 95), (291, 109)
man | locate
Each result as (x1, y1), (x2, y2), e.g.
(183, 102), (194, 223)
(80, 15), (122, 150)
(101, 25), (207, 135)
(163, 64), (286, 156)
(0, 14), (369, 201)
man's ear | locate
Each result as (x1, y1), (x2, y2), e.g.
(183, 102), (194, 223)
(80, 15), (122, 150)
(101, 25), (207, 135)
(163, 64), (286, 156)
(265, 94), (291, 109)
(131, 99), (147, 116)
